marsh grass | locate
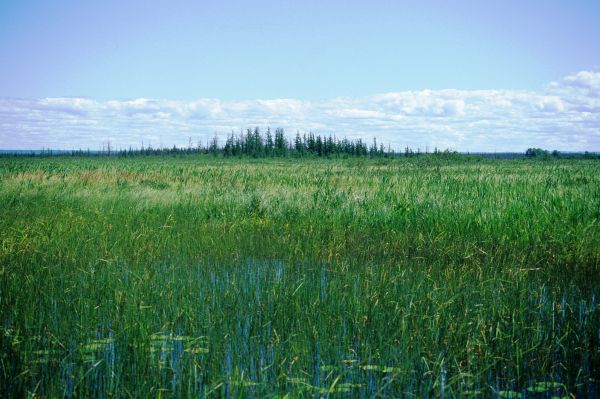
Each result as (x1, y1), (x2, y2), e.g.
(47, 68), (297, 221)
(0, 156), (599, 397)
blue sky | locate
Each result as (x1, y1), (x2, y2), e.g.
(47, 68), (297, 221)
(1, 0), (599, 150)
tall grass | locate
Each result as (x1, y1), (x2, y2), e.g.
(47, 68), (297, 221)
(1, 155), (599, 397)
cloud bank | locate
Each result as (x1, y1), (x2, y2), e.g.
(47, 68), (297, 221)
(1, 71), (599, 152)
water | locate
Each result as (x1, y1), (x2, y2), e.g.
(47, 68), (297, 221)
(1, 259), (597, 397)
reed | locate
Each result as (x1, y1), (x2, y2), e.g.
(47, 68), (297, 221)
(1, 155), (598, 397)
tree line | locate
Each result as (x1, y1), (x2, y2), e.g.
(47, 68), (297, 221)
(102, 128), (398, 158)
(119, 128), (457, 158)
(6, 129), (594, 159)
(219, 128), (389, 157)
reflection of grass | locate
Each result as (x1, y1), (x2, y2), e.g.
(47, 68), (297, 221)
(1, 155), (599, 397)
(149, 333), (209, 355)
(30, 349), (62, 364)
(82, 338), (114, 352)
(287, 376), (363, 394)
(462, 389), (483, 397)
(526, 381), (567, 395)
(498, 391), (522, 399)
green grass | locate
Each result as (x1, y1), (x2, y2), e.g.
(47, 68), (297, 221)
(1, 155), (599, 397)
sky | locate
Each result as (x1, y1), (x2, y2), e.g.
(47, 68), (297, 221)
(1, 0), (599, 151)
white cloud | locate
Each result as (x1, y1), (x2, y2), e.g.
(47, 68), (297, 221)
(1, 70), (599, 151)
(547, 70), (600, 113)
(562, 70), (600, 93)
(324, 108), (386, 119)
(536, 96), (564, 113)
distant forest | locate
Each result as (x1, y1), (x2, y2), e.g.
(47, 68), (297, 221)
(121, 128), (403, 158)
(13, 128), (448, 158)
(2, 128), (598, 159)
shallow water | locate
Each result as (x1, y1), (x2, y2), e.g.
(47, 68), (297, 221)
(2, 258), (598, 397)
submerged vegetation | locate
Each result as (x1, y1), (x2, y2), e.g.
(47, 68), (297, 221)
(0, 155), (599, 397)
